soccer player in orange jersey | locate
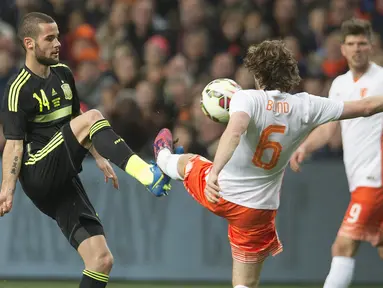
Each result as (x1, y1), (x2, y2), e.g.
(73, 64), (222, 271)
(154, 39), (383, 288)
(291, 19), (383, 288)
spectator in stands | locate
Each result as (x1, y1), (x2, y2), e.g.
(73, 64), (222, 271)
(126, 0), (166, 63)
(210, 53), (236, 80)
(96, 0), (130, 63)
(140, 35), (170, 86)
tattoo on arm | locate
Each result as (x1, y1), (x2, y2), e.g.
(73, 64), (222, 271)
(10, 156), (19, 175)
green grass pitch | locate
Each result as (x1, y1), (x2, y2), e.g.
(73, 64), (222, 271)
(0, 281), (379, 288)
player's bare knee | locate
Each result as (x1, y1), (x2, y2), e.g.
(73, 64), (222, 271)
(331, 238), (358, 257)
(101, 251), (114, 272)
(85, 250), (114, 274)
(84, 109), (104, 127)
(178, 154), (194, 178)
(179, 154), (194, 165)
(93, 250), (114, 273)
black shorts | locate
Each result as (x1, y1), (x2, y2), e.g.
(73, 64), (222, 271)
(19, 123), (104, 249)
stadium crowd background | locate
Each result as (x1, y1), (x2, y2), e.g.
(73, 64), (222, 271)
(0, 0), (382, 160)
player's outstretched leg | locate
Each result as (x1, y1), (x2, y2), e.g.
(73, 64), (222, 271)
(70, 109), (170, 196)
(323, 236), (359, 288)
(154, 128), (273, 288)
(153, 128), (193, 181)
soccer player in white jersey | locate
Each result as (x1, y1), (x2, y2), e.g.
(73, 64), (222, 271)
(290, 19), (383, 288)
(154, 39), (383, 288)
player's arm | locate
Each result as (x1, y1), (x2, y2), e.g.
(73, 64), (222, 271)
(211, 90), (253, 176)
(0, 140), (23, 216)
(340, 95), (383, 119)
(211, 111), (250, 176)
(303, 94), (383, 152)
(0, 82), (30, 215)
(205, 111), (250, 203)
(298, 121), (340, 154)
(1, 140), (23, 194)
(292, 95), (383, 172)
(290, 93), (343, 172)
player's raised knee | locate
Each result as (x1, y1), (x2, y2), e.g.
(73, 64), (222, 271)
(84, 109), (105, 126)
(179, 154), (195, 165)
(177, 154), (195, 176)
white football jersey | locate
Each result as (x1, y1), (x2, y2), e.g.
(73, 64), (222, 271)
(218, 89), (344, 209)
(329, 62), (383, 192)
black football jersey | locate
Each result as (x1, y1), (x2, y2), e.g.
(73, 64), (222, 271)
(1, 63), (80, 146)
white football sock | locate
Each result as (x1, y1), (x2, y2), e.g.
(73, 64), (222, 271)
(157, 148), (183, 180)
(323, 256), (355, 288)
(234, 286), (249, 288)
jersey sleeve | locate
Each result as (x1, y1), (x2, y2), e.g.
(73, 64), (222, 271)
(229, 90), (256, 117)
(1, 81), (32, 140)
(308, 94), (344, 126)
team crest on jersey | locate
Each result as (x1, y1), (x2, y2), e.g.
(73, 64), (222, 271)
(61, 83), (73, 100)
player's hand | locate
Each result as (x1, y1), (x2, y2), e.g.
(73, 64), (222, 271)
(290, 147), (308, 172)
(0, 188), (14, 217)
(96, 158), (119, 190)
(205, 172), (222, 203)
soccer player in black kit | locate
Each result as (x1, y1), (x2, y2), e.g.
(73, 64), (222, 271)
(0, 12), (171, 288)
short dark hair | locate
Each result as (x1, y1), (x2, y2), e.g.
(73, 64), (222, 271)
(17, 12), (55, 49)
(244, 40), (301, 92)
(341, 18), (373, 43)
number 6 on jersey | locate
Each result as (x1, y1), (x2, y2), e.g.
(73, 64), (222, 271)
(252, 125), (286, 170)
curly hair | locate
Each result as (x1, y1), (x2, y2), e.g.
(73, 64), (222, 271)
(341, 18), (373, 43)
(244, 40), (301, 92)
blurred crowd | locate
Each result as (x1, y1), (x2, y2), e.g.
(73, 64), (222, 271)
(0, 0), (383, 160)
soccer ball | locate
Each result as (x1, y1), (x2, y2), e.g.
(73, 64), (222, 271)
(201, 78), (242, 123)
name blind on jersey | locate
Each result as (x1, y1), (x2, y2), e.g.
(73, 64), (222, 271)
(266, 100), (290, 113)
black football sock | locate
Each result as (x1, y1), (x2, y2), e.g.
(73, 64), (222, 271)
(79, 269), (108, 288)
(89, 119), (133, 169)
(89, 119), (153, 185)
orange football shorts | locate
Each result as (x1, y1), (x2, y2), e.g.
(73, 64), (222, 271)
(338, 186), (383, 246)
(183, 155), (283, 263)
